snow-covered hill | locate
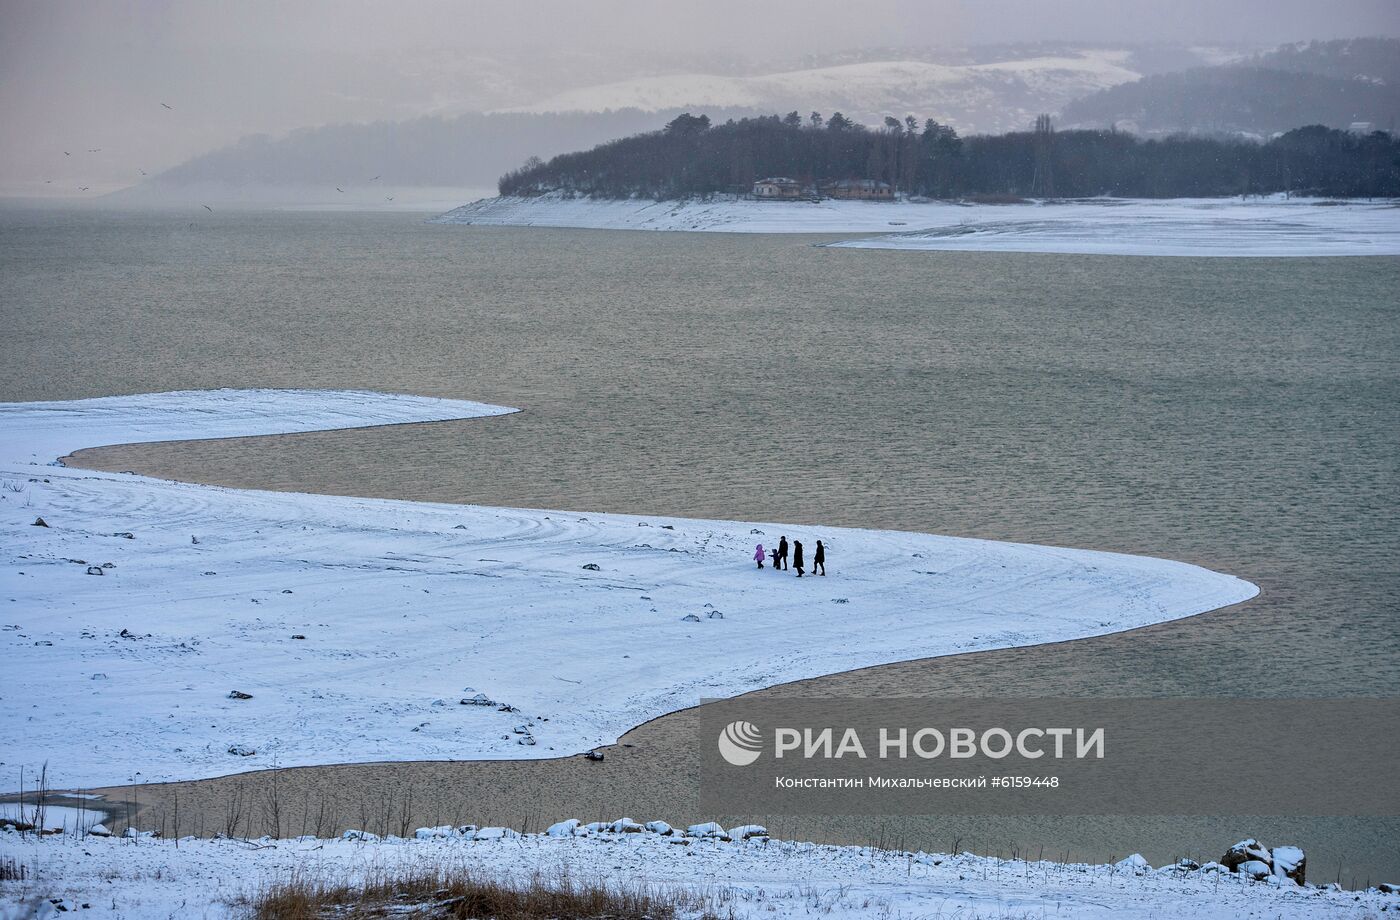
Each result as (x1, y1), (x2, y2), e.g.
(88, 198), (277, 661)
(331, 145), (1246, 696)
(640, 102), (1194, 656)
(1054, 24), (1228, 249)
(502, 51), (1144, 133)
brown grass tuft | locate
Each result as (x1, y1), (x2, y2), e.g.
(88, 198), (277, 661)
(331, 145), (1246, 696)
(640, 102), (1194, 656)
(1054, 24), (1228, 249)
(251, 866), (706, 919)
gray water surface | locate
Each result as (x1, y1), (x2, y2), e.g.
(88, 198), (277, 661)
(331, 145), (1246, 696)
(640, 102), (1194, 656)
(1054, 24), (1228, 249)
(3, 206), (1397, 880)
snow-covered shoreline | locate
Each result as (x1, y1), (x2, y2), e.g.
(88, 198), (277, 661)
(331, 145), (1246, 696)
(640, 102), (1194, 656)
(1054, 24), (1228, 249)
(4, 823), (1394, 919)
(433, 193), (1400, 256)
(2, 389), (1256, 790)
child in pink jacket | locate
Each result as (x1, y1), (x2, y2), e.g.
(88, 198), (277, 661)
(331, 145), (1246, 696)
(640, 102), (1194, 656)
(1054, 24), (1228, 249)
(753, 544), (765, 569)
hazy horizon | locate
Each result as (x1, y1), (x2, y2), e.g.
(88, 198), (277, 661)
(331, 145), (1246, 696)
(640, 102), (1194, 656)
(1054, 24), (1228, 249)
(2, 0), (1397, 198)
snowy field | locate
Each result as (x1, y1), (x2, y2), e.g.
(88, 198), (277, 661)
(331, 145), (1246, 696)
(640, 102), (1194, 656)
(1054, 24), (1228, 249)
(434, 193), (1400, 256)
(2, 389), (1256, 790)
(4, 825), (1393, 919)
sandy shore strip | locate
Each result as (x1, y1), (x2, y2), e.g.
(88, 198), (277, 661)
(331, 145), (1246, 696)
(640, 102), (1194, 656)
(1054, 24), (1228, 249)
(3, 388), (1255, 790)
(432, 193), (1400, 256)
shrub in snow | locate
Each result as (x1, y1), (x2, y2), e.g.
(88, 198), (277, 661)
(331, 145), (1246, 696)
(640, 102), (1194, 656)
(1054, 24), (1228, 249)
(546, 819), (580, 837)
(686, 821), (729, 839)
(609, 818), (644, 833)
(727, 824), (768, 841)
(645, 820), (673, 836)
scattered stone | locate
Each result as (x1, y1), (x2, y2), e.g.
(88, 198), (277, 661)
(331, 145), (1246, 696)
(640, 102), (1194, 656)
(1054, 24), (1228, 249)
(1379, 882), (1399, 895)
(584, 750), (604, 761)
(227, 743), (256, 756)
(227, 690), (253, 700)
(414, 825), (453, 839)
(85, 566), (104, 576)
(281, 589), (293, 594)
(191, 536), (200, 544)
(341, 829), (379, 842)
(471, 827), (518, 841)
(707, 610), (724, 619)
(645, 820), (673, 835)
(581, 563), (601, 571)
(546, 819), (580, 837)
(101, 562), (114, 569)
(459, 693), (494, 706)
(112, 532), (134, 539)
(517, 734), (536, 746)
(681, 613), (701, 622)
(32, 517), (48, 527)
(91, 673), (107, 680)
(86, 824), (111, 837)
(727, 823), (769, 841)
(832, 598), (849, 604)
(610, 817), (645, 833)
(497, 703), (518, 713)
(749, 528), (763, 534)
(291, 634), (306, 640)
(1114, 853), (1151, 874)
(686, 821), (729, 840)
(452, 524), (468, 530)
(660, 524), (674, 530)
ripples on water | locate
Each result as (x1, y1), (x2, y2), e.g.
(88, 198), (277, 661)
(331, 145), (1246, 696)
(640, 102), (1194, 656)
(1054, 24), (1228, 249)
(3, 206), (1397, 877)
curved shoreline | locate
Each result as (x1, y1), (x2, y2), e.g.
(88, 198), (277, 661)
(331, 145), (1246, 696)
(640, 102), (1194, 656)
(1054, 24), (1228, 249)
(2, 388), (1256, 791)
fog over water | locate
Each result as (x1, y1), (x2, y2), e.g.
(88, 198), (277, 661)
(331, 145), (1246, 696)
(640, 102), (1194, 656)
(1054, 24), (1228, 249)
(2, 0), (1396, 196)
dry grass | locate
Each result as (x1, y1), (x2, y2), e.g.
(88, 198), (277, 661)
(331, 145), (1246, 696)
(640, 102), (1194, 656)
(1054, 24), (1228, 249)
(0, 855), (29, 881)
(251, 867), (711, 919)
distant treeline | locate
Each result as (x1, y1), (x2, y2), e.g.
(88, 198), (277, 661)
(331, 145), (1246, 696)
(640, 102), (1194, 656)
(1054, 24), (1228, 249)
(498, 112), (1400, 200)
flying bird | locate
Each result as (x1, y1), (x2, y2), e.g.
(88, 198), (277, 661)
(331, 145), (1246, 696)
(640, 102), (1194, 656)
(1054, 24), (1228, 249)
(369, 175), (380, 181)
(161, 102), (173, 110)
(202, 205), (213, 212)
(385, 196), (394, 201)
(64, 151), (71, 156)
(88, 148), (101, 152)
(139, 169), (147, 176)
(78, 186), (89, 191)
(335, 187), (345, 193)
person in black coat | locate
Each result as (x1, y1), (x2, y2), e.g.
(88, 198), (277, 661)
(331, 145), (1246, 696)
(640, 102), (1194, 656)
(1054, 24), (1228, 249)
(813, 540), (826, 576)
(792, 539), (805, 577)
(777, 535), (789, 571)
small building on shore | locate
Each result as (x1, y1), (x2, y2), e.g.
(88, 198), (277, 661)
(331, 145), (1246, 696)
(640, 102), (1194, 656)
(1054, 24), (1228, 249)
(752, 177), (807, 199)
(823, 178), (894, 200)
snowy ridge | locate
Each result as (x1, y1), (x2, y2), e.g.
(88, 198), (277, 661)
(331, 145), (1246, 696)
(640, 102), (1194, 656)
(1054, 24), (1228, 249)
(2, 389), (1256, 788)
(498, 53), (1144, 134)
(3, 824), (1392, 919)
(434, 194), (1400, 256)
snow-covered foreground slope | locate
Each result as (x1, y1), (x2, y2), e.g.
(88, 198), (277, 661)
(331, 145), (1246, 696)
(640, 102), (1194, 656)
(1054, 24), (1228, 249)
(2, 389), (1256, 789)
(4, 827), (1391, 919)
(436, 194), (1400, 256)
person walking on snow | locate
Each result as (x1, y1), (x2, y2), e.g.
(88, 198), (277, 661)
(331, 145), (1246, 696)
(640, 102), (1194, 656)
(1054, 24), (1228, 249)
(753, 543), (766, 569)
(792, 539), (805, 577)
(770, 546), (781, 569)
(813, 540), (826, 576)
(777, 536), (789, 571)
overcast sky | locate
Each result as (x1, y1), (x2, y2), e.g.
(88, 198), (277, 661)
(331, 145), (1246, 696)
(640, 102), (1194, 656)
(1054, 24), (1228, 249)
(3, 0), (1396, 196)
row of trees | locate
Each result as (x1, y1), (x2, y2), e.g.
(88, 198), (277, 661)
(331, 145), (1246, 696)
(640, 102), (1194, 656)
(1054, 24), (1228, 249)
(497, 112), (1400, 200)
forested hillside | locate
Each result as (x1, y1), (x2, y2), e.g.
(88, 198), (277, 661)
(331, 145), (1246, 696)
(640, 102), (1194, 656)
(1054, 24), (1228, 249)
(499, 113), (1400, 200)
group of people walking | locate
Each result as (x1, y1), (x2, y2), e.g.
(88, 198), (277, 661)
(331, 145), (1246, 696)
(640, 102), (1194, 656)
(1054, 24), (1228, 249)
(753, 535), (825, 577)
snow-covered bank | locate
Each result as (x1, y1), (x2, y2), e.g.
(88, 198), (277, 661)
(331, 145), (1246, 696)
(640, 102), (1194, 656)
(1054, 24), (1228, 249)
(4, 825), (1393, 919)
(433, 193), (1400, 256)
(2, 389), (1256, 789)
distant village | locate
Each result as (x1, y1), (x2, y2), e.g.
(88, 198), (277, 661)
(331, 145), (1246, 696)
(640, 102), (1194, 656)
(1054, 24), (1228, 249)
(752, 176), (893, 201)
